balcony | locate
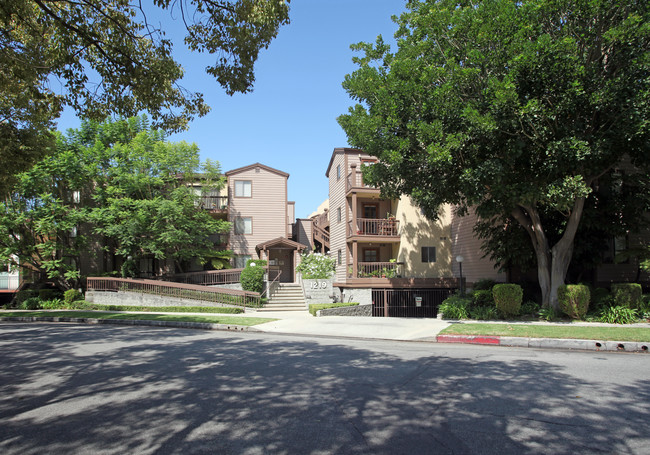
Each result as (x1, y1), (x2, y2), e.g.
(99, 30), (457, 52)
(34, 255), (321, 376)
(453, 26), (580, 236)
(0, 274), (20, 290)
(200, 196), (228, 213)
(357, 261), (404, 278)
(346, 170), (380, 196)
(348, 218), (399, 239)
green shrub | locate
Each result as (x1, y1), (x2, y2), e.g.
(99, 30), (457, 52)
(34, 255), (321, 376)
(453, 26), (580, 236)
(439, 294), (472, 319)
(599, 305), (638, 324)
(471, 290), (494, 308)
(538, 306), (558, 321)
(557, 284), (590, 319)
(20, 297), (41, 310)
(39, 289), (61, 301)
(64, 289), (84, 304)
(492, 284), (523, 317)
(240, 260), (267, 293)
(469, 306), (498, 320)
(40, 298), (66, 310)
(309, 302), (359, 316)
(296, 253), (336, 279)
(611, 283), (643, 310)
(520, 300), (540, 315)
(15, 290), (38, 306)
(472, 278), (496, 291)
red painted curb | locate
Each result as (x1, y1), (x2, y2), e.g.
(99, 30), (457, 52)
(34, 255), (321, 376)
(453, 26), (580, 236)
(437, 335), (501, 345)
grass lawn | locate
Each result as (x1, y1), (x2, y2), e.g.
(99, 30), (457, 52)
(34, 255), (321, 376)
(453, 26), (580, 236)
(439, 323), (650, 342)
(0, 311), (276, 327)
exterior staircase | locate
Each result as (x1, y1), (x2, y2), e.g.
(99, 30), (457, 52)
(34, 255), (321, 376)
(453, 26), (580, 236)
(258, 283), (306, 312)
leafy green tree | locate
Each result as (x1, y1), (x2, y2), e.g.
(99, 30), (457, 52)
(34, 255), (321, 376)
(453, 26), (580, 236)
(0, 0), (291, 195)
(0, 116), (230, 289)
(339, 0), (649, 309)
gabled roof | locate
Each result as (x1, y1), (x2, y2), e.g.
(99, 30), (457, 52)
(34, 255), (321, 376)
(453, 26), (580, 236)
(325, 147), (365, 178)
(255, 237), (309, 255)
(226, 163), (289, 178)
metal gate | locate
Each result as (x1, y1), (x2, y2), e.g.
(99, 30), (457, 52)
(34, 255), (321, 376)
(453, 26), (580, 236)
(372, 288), (454, 318)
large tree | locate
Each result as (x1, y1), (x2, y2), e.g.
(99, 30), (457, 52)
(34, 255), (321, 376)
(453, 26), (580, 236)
(0, 0), (290, 195)
(0, 116), (230, 289)
(338, 0), (649, 308)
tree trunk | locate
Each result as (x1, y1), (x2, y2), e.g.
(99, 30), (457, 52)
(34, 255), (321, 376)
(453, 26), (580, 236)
(512, 196), (586, 310)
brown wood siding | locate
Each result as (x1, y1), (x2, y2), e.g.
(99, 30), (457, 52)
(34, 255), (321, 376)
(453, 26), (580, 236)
(451, 207), (506, 285)
(228, 166), (288, 258)
(295, 219), (313, 251)
(329, 151), (348, 282)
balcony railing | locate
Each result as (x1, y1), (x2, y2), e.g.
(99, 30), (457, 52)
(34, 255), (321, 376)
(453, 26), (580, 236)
(355, 262), (404, 278)
(349, 218), (399, 237)
(200, 196), (228, 211)
(346, 170), (377, 193)
(165, 269), (243, 286)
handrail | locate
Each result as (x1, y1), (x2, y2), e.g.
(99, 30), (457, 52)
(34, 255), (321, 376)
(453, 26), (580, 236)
(87, 276), (261, 308)
(260, 269), (282, 301)
(164, 269), (244, 286)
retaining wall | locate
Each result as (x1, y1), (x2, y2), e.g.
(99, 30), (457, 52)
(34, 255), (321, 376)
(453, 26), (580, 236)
(85, 290), (242, 309)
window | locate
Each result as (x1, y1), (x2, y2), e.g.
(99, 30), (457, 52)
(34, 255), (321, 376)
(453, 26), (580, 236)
(234, 180), (252, 197)
(604, 235), (628, 263)
(234, 255), (252, 269)
(72, 190), (81, 204)
(363, 249), (378, 262)
(337, 207), (342, 223)
(421, 246), (436, 263)
(336, 164), (341, 181)
(337, 249), (342, 266)
(235, 217), (252, 235)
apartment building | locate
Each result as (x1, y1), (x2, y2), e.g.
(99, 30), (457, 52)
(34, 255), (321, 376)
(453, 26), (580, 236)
(199, 163), (308, 283)
(320, 148), (505, 311)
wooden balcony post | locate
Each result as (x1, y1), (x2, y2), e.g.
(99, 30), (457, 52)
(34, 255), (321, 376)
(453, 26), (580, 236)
(350, 163), (357, 188)
(351, 192), (357, 235)
(352, 241), (358, 278)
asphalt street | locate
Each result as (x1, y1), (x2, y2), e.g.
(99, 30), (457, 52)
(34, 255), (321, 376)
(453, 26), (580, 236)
(1, 322), (648, 454)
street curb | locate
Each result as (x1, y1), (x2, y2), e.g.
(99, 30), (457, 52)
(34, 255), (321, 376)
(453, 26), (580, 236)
(437, 334), (650, 352)
(0, 316), (260, 333)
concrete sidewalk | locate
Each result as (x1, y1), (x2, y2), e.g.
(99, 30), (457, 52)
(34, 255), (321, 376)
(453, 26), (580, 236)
(248, 310), (451, 341)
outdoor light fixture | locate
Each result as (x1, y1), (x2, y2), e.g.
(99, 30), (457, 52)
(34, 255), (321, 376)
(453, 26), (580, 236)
(456, 255), (464, 295)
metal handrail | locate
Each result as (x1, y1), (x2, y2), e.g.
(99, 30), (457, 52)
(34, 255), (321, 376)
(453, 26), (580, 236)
(260, 269), (282, 301)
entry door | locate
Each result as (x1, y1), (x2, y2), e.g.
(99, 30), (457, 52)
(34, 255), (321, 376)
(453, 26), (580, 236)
(269, 249), (293, 283)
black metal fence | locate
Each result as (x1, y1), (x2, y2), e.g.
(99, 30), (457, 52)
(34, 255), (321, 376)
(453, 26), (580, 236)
(371, 288), (454, 318)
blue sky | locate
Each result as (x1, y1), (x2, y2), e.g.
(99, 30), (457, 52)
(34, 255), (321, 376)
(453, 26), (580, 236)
(57, 1), (408, 218)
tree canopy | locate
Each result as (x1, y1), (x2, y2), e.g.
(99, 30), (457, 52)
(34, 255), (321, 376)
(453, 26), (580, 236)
(0, 0), (290, 194)
(338, 0), (649, 308)
(0, 116), (230, 289)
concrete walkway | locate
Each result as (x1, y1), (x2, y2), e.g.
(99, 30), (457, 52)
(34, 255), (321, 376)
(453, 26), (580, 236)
(247, 310), (451, 341)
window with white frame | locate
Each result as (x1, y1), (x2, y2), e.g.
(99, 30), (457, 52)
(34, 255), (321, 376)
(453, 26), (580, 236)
(234, 217), (252, 235)
(234, 180), (252, 197)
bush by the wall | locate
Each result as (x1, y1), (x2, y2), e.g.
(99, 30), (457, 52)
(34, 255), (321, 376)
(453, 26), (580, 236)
(472, 278), (496, 291)
(611, 283), (643, 310)
(309, 302), (359, 316)
(469, 306), (498, 320)
(296, 253), (336, 279)
(492, 284), (523, 317)
(557, 284), (590, 319)
(64, 289), (84, 304)
(240, 259), (267, 293)
(19, 297), (41, 310)
(15, 290), (38, 306)
(471, 290), (494, 308)
(599, 305), (638, 324)
(439, 294), (472, 319)
(39, 289), (62, 301)
(40, 298), (66, 310)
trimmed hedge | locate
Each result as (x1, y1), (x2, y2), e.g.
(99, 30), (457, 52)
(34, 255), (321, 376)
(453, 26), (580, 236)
(492, 284), (522, 317)
(557, 284), (590, 319)
(471, 290), (494, 308)
(241, 259), (267, 294)
(611, 283), (642, 310)
(308, 302), (359, 316)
